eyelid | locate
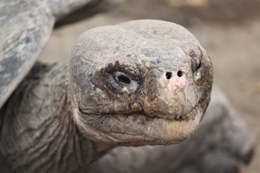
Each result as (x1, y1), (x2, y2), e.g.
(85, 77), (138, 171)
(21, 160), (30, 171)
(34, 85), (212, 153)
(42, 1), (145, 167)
(126, 79), (138, 92)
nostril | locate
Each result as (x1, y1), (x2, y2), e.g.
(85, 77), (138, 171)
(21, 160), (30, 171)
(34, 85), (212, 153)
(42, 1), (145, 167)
(166, 72), (172, 79)
(177, 70), (184, 77)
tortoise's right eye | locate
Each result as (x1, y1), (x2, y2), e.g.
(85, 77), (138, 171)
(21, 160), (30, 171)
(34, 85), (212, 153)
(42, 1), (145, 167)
(116, 73), (131, 85)
(113, 71), (138, 92)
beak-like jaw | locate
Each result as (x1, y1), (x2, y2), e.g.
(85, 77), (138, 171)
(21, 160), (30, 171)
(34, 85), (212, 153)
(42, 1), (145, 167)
(75, 99), (206, 146)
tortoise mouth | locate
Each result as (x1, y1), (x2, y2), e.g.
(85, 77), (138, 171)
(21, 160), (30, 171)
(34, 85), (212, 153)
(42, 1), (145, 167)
(79, 100), (198, 122)
(77, 101), (204, 145)
(141, 104), (198, 121)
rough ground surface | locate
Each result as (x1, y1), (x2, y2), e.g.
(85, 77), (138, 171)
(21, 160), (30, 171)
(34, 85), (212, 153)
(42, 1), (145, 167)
(39, 0), (260, 172)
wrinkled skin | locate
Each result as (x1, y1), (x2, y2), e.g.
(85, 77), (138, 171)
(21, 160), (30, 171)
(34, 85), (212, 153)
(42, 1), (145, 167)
(1, 20), (253, 173)
(87, 88), (253, 173)
(69, 20), (213, 146)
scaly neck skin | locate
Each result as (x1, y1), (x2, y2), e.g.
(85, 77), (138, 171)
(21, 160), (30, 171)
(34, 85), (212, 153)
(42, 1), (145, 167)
(0, 63), (110, 173)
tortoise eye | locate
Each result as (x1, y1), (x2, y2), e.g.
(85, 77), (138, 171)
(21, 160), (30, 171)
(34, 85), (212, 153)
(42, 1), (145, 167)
(189, 50), (202, 73)
(117, 74), (131, 84)
(113, 71), (138, 92)
(193, 60), (201, 72)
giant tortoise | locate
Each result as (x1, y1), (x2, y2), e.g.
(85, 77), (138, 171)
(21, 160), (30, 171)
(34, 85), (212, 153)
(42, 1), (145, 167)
(0, 0), (253, 173)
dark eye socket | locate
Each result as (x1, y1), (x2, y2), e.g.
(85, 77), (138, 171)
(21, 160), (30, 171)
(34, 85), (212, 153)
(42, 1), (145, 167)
(192, 57), (202, 73)
(195, 61), (201, 71)
(117, 74), (131, 84)
(114, 72), (132, 85)
(189, 49), (202, 73)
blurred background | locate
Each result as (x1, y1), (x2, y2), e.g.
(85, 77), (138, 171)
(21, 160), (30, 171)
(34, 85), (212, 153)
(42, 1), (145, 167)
(39, 0), (260, 172)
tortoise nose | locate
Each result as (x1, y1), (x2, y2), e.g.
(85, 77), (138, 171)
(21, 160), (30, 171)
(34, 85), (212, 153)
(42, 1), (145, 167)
(164, 70), (187, 90)
(141, 68), (195, 120)
(166, 70), (184, 79)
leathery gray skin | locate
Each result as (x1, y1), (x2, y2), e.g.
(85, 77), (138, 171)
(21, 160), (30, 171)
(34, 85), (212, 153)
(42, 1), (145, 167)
(69, 20), (213, 145)
(0, 20), (214, 172)
(0, 0), (116, 109)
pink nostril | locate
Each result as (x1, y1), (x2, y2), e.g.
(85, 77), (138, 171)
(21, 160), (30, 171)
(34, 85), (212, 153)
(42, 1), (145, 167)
(177, 70), (184, 77)
(165, 70), (186, 88)
(166, 71), (184, 80)
(166, 72), (172, 79)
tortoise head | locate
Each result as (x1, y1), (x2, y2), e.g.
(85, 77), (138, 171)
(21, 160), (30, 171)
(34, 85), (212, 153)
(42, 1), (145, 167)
(68, 20), (213, 146)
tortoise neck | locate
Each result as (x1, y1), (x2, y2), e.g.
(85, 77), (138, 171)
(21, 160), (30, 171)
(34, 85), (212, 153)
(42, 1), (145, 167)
(0, 62), (106, 173)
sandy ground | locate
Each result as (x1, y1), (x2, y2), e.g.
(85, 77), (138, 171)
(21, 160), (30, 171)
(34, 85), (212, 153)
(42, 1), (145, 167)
(39, 0), (260, 172)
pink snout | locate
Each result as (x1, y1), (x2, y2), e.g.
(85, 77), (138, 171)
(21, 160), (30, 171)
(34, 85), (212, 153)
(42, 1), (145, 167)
(164, 70), (186, 90)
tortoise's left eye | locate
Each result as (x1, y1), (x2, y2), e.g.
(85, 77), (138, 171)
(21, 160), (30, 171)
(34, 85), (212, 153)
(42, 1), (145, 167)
(189, 50), (202, 73)
(192, 58), (201, 73)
